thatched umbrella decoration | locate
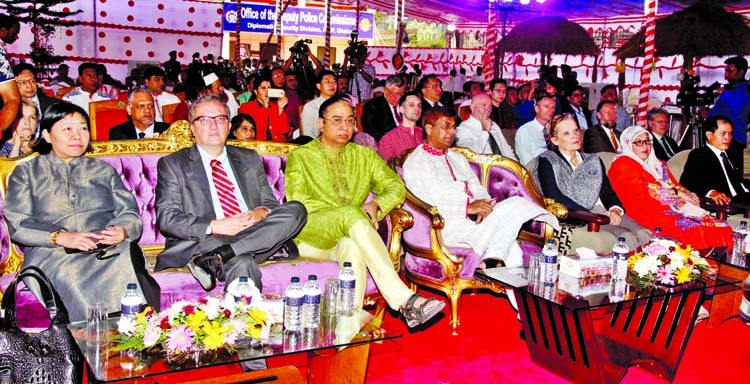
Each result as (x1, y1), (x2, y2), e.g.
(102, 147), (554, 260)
(614, 3), (750, 69)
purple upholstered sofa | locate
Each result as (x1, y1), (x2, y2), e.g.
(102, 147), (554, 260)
(388, 147), (563, 334)
(0, 122), (385, 328)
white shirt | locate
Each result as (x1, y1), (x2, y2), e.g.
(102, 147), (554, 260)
(706, 143), (748, 196)
(515, 118), (547, 165)
(224, 89), (239, 118)
(455, 116), (517, 161)
(601, 126), (620, 151)
(197, 145), (249, 219)
(300, 96), (329, 138)
(153, 91), (181, 122)
(571, 105), (590, 129)
(62, 87), (112, 114)
(135, 123), (155, 139)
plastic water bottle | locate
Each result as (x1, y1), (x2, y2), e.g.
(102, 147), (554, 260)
(612, 237), (629, 281)
(284, 277), (304, 331)
(230, 276), (255, 304)
(541, 239), (558, 282)
(650, 227), (663, 243)
(121, 283), (144, 321)
(732, 221), (750, 258)
(302, 275), (321, 329)
(338, 262), (356, 316)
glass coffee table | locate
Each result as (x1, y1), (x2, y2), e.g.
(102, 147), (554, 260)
(476, 267), (740, 384)
(69, 309), (400, 383)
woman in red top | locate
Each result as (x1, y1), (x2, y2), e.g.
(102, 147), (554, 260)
(238, 76), (290, 142)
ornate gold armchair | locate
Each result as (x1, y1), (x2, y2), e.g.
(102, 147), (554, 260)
(389, 147), (564, 334)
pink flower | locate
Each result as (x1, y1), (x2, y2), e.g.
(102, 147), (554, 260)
(166, 324), (195, 354)
(656, 266), (675, 285)
(645, 244), (669, 256)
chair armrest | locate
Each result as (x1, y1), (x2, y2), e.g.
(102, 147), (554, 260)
(401, 190), (465, 266)
(699, 197), (737, 221)
(729, 201), (750, 218)
(566, 210), (610, 232)
(386, 207), (414, 271)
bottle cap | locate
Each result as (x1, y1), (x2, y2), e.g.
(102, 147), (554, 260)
(546, 239), (555, 244)
(308, 274), (317, 281)
(742, 221), (748, 225)
(127, 283), (137, 290)
(654, 227), (662, 232)
(239, 276), (248, 283)
(618, 236), (626, 242)
(343, 262), (352, 268)
(291, 276), (300, 283)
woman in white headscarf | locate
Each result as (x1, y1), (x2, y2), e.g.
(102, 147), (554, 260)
(608, 125), (731, 249)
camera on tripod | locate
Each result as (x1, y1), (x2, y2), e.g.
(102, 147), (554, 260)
(290, 39), (312, 70)
(344, 31), (367, 61)
(676, 73), (720, 108)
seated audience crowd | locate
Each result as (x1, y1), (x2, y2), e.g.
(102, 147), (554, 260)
(0, 14), (738, 330)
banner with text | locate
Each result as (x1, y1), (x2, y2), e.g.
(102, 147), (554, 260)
(223, 3), (374, 39)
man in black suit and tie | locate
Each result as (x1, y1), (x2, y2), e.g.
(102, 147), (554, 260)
(647, 107), (679, 161)
(561, 85), (592, 130)
(681, 115), (750, 206)
(360, 74), (405, 141)
(584, 100), (621, 153)
(12, 64), (60, 118)
(155, 94), (307, 291)
(109, 89), (171, 140)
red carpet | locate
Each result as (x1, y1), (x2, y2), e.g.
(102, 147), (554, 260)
(366, 289), (750, 384)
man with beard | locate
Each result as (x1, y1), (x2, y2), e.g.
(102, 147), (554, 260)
(584, 100), (621, 153)
(203, 73), (239, 118)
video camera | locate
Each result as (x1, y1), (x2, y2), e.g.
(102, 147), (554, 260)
(344, 31), (367, 60)
(289, 39), (312, 55)
(676, 73), (720, 108)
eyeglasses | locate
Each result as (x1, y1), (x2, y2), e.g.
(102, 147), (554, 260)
(571, 92), (584, 97)
(192, 115), (229, 126)
(632, 139), (653, 147)
(134, 104), (155, 111)
(323, 117), (356, 127)
(16, 79), (36, 87)
(425, 85), (443, 90)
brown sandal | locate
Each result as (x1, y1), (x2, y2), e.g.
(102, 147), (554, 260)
(400, 294), (446, 329)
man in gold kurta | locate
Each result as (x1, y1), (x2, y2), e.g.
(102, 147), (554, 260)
(286, 94), (445, 329)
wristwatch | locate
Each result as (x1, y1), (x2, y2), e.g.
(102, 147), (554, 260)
(50, 230), (63, 245)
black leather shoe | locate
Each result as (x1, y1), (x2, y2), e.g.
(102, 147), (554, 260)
(187, 258), (216, 291)
(190, 252), (226, 290)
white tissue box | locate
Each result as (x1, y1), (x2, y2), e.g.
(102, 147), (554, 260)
(558, 273), (612, 296)
(559, 254), (613, 278)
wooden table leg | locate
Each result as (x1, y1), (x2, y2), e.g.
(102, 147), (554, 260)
(515, 290), (626, 384)
(307, 343), (371, 384)
(707, 264), (748, 328)
(598, 289), (703, 382)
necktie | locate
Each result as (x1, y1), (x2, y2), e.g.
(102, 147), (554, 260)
(609, 130), (619, 152)
(210, 159), (242, 217)
(487, 132), (503, 156)
(138, 132), (146, 139)
(721, 152), (743, 195)
(393, 105), (402, 124)
(662, 137), (675, 157)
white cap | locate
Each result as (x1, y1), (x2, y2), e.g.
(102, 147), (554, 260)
(203, 73), (219, 85)
(371, 86), (384, 96)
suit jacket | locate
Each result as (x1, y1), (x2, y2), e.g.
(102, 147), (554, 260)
(680, 146), (750, 199)
(418, 97), (453, 127)
(584, 124), (621, 153)
(560, 101), (593, 130)
(361, 95), (398, 142)
(154, 145), (280, 270)
(37, 94), (62, 117)
(109, 121), (171, 140)
(650, 131), (680, 161)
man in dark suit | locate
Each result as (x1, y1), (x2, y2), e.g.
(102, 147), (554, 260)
(680, 115), (750, 206)
(360, 74), (405, 141)
(561, 85), (592, 130)
(11, 63), (60, 117)
(584, 100), (621, 153)
(155, 94), (307, 291)
(109, 89), (170, 140)
(646, 107), (679, 161)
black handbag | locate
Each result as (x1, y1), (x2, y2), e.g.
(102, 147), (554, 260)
(0, 266), (87, 383)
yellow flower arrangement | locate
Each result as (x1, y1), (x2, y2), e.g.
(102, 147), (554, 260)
(627, 239), (712, 289)
(111, 295), (266, 357)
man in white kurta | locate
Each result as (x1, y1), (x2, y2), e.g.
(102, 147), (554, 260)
(402, 107), (558, 267)
(455, 93), (517, 161)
